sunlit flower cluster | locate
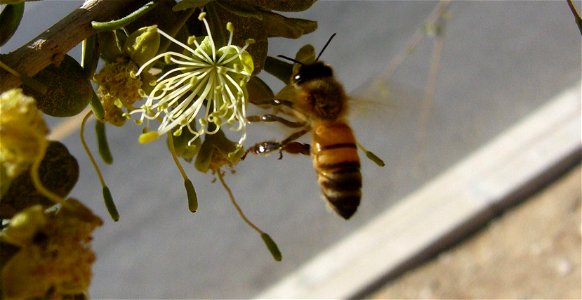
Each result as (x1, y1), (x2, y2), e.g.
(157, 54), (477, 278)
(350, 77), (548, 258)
(133, 13), (254, 147)
(94, 60), (143, 126)
(0, 89), (48, 196)
(0, 199), (102, 299)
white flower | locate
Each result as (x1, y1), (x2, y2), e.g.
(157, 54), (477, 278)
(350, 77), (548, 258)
(133, 13), (254, 146)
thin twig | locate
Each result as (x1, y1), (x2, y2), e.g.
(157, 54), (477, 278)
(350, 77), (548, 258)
(382, 0), (451, 81)
(216, 170), (263, 234)
(566, 0), (582, 35)
(30, 133), (64, 204)
(166, 134), (188, 180)
(415, 32), (446, 162)
(80, 111), (107, 187)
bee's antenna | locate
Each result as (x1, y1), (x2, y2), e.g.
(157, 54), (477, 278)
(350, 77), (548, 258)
(316, 33), (337, 61)
(277, 55), (304, 65)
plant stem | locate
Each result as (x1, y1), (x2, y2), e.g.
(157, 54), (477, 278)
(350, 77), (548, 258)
(216, 170), (263, 235)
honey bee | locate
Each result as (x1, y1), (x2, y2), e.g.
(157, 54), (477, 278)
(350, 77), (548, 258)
(245, 34), (383, 219)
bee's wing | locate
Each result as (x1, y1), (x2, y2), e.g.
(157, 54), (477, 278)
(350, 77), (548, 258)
(346, 82), (418, 168)
(348, 80), (424, 141)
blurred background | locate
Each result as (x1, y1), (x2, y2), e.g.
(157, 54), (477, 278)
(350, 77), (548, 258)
(2, 1), (580, 298)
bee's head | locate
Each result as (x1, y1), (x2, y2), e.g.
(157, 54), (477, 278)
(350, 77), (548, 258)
(278, 33), (337, 86)
(292, 62), (333, 85)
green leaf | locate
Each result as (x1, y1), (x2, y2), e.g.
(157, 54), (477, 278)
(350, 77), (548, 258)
(173, 0), (215, 11)
(247, 76), (275, 106)
(263, 56), (293, 84)
(0, 3), (24, 47)
(264, 44), (315, 85)
(97, 31), (124, 63)
(216, 0), (263, 20)
(237, 0), (317, 12)
(260, 10), (317, 39)
(206, 2), (268, 74)
(23, 55), (92, 117)
(295, 44), (316, 64)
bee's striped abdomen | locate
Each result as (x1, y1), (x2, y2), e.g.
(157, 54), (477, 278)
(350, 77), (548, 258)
(312, 121), (362, 219)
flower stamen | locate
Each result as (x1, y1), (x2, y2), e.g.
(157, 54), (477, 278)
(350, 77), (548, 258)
(133, 13), (253, 147)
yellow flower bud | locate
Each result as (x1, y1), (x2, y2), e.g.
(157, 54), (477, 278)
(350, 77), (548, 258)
(0, 205), (47, 247)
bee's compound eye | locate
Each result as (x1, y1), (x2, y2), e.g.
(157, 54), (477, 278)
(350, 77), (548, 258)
(294, 74), (302, 83)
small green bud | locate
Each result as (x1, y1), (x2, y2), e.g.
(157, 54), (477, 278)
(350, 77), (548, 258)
(184, 179), (198, 213)
(124, 26), (161, 66)
(261, 233), (282, 261)
(102, 186), (119, 221)
(365, 150), (385, 167)
(187, 35), (197, 45)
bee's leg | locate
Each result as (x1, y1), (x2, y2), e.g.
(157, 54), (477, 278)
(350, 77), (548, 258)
(272, 98), (295, 108)
(255, 97), (295, 108)
(242, 141), (283, 159)
(243, 128), (310, 160)
(277, 128), (310, 159)
(279, 142), (310, 159)
(247, 114), (306, 128)
(271, 98), (310, 121)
